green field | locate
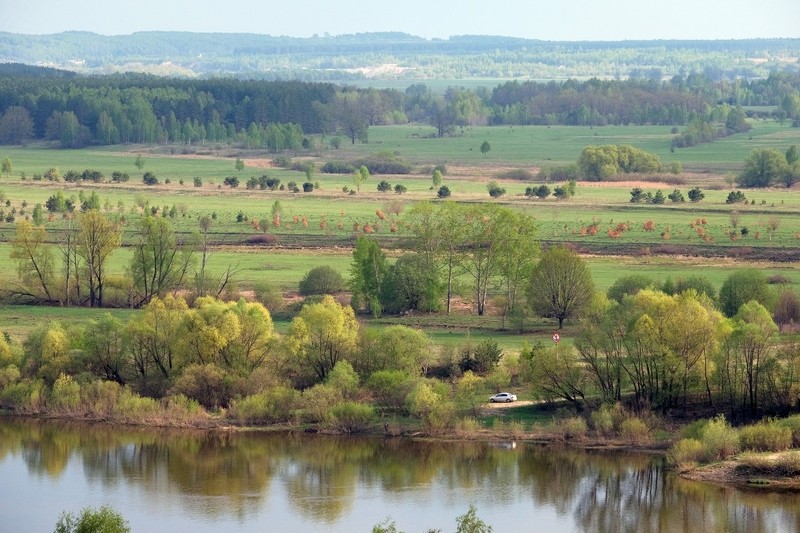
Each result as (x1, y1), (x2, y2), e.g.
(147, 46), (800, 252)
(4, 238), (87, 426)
(1, 121), (800, 347)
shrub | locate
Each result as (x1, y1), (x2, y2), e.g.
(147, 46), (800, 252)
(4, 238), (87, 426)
(49, 373), (81, 414)
(726, 190), (747, 204)
(193, 177), (202, 187)
(538, 165), (579, 182)
(228, 387), (300, 424)
(437, 185), (451, 198)
(321, 161), (356, 174)
(687, 187), (704, 202)
(223, 176), (239, 188)
(456, 417), (483, 437)
(667, 438), (705, 470)
(737, 452), (800, 477)
(619, 417), (651, 445)
(668, 189), (685, 203)
(328, 401), (375, 433)
(142, 172), (158, 185)
(700, 415), (740, 460)
(558, 416), (588, 440)
(302, 181), (314, 192)
(170, 363), (231, 409)
(377, 180), (392, 192)
(394, 184), (407, 194)
(298, 266), (345, 295)
(54, 505), (130, 533)
(739, 420), (792, 452)
(487, 181), (506, 198)
(496, 168), (534, 180)
(590, 406), (615, 436)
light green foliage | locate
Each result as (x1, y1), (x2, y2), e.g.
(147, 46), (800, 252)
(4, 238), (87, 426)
(55, 505), (130, 533)
(1, 156), (12, 177)
(286, 295), (359, 382)
(739, 420), (792, 452)
(456, 371), (485, 416)
(365, 369), (416, 414)
(456, 505), (493, 533)
(229, 386), (300, 424)
(171, 363), (231, 409)
(432, 168), (443, 188)
(522, 341), (586, 406)
(480, 140), (491, 157)
(607, 275), (655, 303)
(380, 253), (443, 314)
(328, 400), (375, 433)
(326, 360), (360, 398)
(352, 165), (370, 191)
(406, 380), (455, 432)
(130, 215), (193, 307)
(558, 416), (589, 440)
(667, 438), (705, 469)
(618, 417), (651, 445)
(10, 220), (57, 303)
(578, 144), (661, 181)
(699, 415), (740, 461)
(50, 373), (81, 412)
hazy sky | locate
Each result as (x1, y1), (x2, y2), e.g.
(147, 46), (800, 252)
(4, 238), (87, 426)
(1, 0), (798, 40)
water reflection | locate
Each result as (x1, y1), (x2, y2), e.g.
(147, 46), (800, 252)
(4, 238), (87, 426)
(1, 417), (799, 532)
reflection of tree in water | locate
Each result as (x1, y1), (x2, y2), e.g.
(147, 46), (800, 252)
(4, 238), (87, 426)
(521, 446), (800, 533)
(5, 418), (800, 532)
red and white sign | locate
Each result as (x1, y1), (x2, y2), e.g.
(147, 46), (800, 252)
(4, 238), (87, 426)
(552, 333), (560, 344)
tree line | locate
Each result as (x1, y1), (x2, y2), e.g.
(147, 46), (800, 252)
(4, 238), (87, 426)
(1, 69), (800, 149)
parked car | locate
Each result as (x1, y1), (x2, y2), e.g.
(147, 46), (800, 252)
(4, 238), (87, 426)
(488, 392), (517, 403)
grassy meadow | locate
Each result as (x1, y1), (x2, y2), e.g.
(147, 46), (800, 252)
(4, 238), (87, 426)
(1, 119), (800, 346)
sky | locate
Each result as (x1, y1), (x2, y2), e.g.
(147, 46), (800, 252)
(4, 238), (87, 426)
(1, 0), (798, 41)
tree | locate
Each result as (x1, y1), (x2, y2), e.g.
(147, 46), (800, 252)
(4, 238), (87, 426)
(737, 148), (788, 188)
(432, 168), (443, 189)
(352, 165), (370, 192)
(286, 295), (359, 382)
(1, 157), (12, 178)
(480, 141), (491, 157)
(607, 275), (655, 303)
(334, 92), (368, 144)
(83, 313), (128, 384)
(134, 154), (145, 175)
(687, 187), (705, 202)
(527, 246), (594, 329)
(77, 211), (121, 307)
(437, 185), (451, 198)
(380, 253), (443, 314)
(130, 216), (193, 307)
(350, 236), (387, 317)
(234, 157), (244, 173)
(719, 269), (774, 317)
(0, 106), (34, 144)
(9, 220), (57, 303)
(299, 266), (345, 296)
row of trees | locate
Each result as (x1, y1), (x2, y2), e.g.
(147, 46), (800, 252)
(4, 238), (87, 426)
(2, 71), (800, 148)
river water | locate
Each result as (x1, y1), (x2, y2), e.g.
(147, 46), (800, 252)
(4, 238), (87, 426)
(1, 417), (799, 532)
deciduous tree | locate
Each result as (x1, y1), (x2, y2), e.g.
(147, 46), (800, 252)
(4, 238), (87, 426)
(527, 246), (594, 329)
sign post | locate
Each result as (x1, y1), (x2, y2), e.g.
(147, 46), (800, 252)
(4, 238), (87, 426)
(552, 332), (560, 344)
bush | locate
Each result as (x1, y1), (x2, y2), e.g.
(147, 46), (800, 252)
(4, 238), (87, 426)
(437, 185), (451, 198)
(619, 417), (651, 445)
(667, 438), (705, 470)
(298, 266), (345, 295)
(193, 177), (202, 187)
(142, 172), (158, 185)
(55, 505), (130, 533)
(739, 420), (792, 452)
(228, 387), (300, 424)
(487, 182), (506, 198)
(223, 176), (239, 188)
(726, 190), (747, 204)
(394, 184), (407, 194)
(496, 168), (534, 180)
(302, 181), (314, 192)
(171, 364), (231, 409)
(377, 180), (391, 192)
(687, 187), (704, 202)
(558, 416), (588, 440)
(590, 405), (615, 435)
(538, 164), (579, 182)
(700, 415), (740, 461)
(328, 401), (375, 433)
(321, 161), (356, 174)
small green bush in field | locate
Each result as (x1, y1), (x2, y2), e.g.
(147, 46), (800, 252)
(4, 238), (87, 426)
(739, 420), (792, 452)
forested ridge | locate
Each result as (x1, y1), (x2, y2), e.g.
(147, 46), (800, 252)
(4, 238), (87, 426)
(1, 67), (800, 148)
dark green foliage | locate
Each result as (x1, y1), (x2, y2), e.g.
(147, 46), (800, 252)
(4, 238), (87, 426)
(661, 275), (717, 300)
(377, 180), (391, 192)
(668, 189), (685, 202)
(299, 266), (345, 296)
(537, 164), (579, 182)
(726, 190), (747, 204)
(350, 236), (387, 317)
(193, 177), (202, 187)
(487, 182), (506, 197)
(380, 253), (443, 314)
(460, 339), (502, 374)
(223, 176), (239, 188)
(629, 187), (651, 203)
(553, 186), (568, 199)
(719, 269), (774, 317)
(437, 185), (451, 198)
(352, 154), (412, 175)
(607, 275), (655, 303)
(171, 363), (232, 409)
(579, 144), (661, 181)
(111, 171), (129, 183)
(651, 190), (665, 204)
(738, 148), (789, 187)
(302, 181), (314, 192)
(142, 172), (158, 185)
(687, 187), (705, 202)
(321, 161), (357, 174)
(394, 184), (407, 194)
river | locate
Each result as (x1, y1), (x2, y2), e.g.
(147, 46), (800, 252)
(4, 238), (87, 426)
(1, 417), (799, 532)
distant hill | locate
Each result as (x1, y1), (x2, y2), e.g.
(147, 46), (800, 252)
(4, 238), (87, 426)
(0, 31), (798, 81)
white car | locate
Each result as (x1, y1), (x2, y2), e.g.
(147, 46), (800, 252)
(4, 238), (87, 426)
(489, 392), (517, 403)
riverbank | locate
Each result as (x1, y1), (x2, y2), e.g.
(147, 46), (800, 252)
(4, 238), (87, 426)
(681, 451), (800, 490)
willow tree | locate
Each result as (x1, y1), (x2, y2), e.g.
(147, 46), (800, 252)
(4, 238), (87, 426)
(527, 246), (594, 329)
(77, 211), (121, 307)
(9, 220), (57, 303)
